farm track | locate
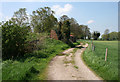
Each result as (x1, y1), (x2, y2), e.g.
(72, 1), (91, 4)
(47, 43), (103, 80)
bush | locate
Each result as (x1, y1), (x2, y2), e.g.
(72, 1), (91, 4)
(24, 33), (49, 53)
(2, 21), (29, 59)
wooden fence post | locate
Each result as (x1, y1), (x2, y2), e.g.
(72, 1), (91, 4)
(91, 44), (92, 51)
(91, 41), (93, 51)
(105, 48), (108, 61)
(92, 45), (94, 51)
(93, 45), (95, 51)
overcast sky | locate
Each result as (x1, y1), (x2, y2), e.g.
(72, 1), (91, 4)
(0, 2), (118, 36)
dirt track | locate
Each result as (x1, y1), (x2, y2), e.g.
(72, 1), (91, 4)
(47, 44), (103, 80)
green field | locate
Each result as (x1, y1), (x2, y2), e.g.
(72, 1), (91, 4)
(82, 41), (118, 80)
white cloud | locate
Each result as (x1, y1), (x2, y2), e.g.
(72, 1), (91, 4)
(52, 4), (72, 17)
(87, 20), (94, 24)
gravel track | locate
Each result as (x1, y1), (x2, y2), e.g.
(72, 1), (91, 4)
(47, 44), (103, 80)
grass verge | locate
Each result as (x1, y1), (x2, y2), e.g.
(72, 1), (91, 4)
(82, 41), (118, 80)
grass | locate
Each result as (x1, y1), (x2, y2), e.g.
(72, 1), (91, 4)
(71, 48), (78, 54)
(82, 40), (118, 80)
(64, 60), (74, 64)
(74, 65), (78, 69)
(77, 39), (89, 45)
(2, 38), (70, 80)
(73, 41), (80, 46)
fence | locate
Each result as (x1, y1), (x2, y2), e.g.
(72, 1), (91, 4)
(91, 41), (108, 61)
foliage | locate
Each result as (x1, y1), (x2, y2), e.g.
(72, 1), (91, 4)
(69, 18), (83, 39)
(82, 41), (118, 80)
(57, 15), (91, 46)
(102, 30), (119, 41)
(31, 7), (57, 33)
(62, 20), (71, 43)
(57, 15), (70, 41)
(24, 33), (48, 53)
(11, 8), (30, 28)
(118, 31), (120, 41)
(2, 20), (30, 59)
(102, 29), (110, 40)
(57, 15), (74, 46)
(80, 25), (91, 39)
(109, 32), (118, 40)
(59, 15), (70, 23)
(104, 29), (109, 35)
(57, 21), (62, 40)
(59, 15), (91, 40)
(59, 15), (70, 40)
(92, 31), (100, 40)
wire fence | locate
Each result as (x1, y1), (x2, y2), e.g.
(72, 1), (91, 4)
(91, 41), (108, 61)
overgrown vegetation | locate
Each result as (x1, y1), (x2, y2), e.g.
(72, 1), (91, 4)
(82, 41), (118, 80)
(2, 38), (70, 80)
(2, 21), (30, 59)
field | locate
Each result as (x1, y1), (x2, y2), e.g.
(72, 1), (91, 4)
(2, 38), (70, 80)
(82, 41), (118, 80)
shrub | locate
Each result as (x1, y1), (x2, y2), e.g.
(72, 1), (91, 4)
(2, 21), (29, 59)
(24, 33), (49, 53)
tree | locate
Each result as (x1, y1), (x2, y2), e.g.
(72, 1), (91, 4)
(88, 32), (91, 40)
(109, 32), (118, 40)
(2, 20), (29, 59)
(80, 25), (91, 39)
(59, 15), (70, 23)
(104, 29), (109, 35)
(63, 20), (71, 43)
(31, 7), (57, 33)
(58, 15), (72, 44)
(11, 8), (29, 27)
(118, 31), (120, 41)
(92, 31), (100, 40)
(103, 29), (110, 40)
(69, 18), (83, 39)
(57, 21), (63, 40)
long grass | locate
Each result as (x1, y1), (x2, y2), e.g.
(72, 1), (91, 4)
(2, 38), (70, 80)
(82, 41), (118, 80)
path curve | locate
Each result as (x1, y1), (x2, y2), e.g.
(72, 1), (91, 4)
(47, 43), (103, 80)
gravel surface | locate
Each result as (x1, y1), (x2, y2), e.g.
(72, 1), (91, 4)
(47, 44), (103, 80)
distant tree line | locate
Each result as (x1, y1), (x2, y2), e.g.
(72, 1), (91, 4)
(101, 29), (119, 40)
